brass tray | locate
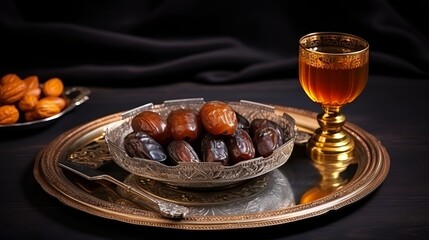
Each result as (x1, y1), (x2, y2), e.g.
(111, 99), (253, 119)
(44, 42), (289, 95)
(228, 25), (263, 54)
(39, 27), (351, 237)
(33, 105), (390, 230)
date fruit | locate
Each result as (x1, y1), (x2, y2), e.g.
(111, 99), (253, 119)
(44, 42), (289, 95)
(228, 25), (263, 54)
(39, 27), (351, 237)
(131, 110), (171, 145)
(252, 127), (283, 157)
(33, 98), (62, 119)
(0, 73), (21, 85)
(199, 101), (237, 136)
(42, 77), (64, 97)
(167, 108), (201, 142)
(201, 134), (229, 166)
(0, 105), (19, 124)
(0, 78), (26, 104)
(18, 95), (38, 112)
(226, 128), (255, 164)
(167, 140), (200, 164)
(250, 119), (285, 145)
(123, 131), (167, 162)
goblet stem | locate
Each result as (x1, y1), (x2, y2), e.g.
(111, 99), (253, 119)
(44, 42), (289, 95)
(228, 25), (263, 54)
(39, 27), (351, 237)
(307, 105), (355, 163)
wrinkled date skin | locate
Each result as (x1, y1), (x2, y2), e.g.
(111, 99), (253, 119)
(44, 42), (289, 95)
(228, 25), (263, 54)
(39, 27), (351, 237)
(252, 127), (282, 157)
(199, 101), (238, 136)
(251, 119), (286, 157)
(167, 108), (202, 142)
(167, 140), (201, 165)
(131, 111), (171, 145)
(250, 119), (285, 145)
(227, 128), (255, 164)
(201, 134), (229, 166)
(123, 131), (167, 162)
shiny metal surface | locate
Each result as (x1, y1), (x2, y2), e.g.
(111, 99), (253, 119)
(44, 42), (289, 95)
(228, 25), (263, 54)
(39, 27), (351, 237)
(59, 160), (190, 219)
(33, 104), (390, 230)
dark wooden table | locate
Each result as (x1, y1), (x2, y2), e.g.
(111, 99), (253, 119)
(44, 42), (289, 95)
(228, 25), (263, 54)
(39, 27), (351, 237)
(1, 76), (428, 239)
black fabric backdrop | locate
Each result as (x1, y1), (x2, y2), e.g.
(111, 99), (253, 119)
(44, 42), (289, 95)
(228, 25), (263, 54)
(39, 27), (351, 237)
(1, 0), (428, 86)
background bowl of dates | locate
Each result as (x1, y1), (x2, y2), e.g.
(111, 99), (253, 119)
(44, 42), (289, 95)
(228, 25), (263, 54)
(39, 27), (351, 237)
(105, 98), (297, 188)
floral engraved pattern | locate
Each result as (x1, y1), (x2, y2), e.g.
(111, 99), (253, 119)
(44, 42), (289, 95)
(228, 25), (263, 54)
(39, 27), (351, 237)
(300, 33), (369, 70)
(68, 136), (112, 168)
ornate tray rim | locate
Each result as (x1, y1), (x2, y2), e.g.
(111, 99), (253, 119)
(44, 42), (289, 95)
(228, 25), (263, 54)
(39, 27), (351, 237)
(33, 105), (390, 230)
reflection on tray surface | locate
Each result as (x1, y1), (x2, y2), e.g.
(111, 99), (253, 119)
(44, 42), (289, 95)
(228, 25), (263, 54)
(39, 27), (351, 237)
(119, 170), (295, 216)
(65, 135), (358, 216)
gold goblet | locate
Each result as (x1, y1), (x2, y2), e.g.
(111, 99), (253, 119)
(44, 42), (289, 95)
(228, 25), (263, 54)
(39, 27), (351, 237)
(298, 32), (369, 162)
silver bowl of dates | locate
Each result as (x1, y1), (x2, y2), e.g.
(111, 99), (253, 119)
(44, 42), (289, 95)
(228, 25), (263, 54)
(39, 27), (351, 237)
(105, 98), (297, 188)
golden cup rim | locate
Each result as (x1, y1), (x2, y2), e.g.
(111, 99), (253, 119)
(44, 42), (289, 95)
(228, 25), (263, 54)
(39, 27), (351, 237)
(299, 32), (369, 55)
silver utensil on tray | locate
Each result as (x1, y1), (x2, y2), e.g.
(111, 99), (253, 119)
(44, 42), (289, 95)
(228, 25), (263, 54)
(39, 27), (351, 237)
(58, 160), (189, 220)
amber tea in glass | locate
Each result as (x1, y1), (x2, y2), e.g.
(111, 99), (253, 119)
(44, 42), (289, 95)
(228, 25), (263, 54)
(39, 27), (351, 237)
(298, 32), (369, 162)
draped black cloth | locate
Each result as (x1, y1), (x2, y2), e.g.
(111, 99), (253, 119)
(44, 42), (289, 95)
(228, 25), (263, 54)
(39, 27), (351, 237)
(1, 0), (428, 86)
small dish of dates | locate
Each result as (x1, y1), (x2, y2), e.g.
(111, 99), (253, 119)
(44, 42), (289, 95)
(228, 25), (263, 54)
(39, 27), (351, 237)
(0, 73), (90, 131)
(105, 98), (297, 188)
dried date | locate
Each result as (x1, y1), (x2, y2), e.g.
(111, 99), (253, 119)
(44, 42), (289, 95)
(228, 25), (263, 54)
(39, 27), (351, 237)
(167, 140), (200, 164)
(131, 110), (171, 145)
(199, 101), (237, 136)
(123, 131), (167, 162)
(250, 119), (285, 145)
(167, 108), (202, 142)
(252, 127), (282, 157)
(201, 134), (229, 166)
(226, 128), (255, 164)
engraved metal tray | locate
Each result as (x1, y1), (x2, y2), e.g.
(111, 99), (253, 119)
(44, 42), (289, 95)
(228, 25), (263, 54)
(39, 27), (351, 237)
(33, 104), (390, 230)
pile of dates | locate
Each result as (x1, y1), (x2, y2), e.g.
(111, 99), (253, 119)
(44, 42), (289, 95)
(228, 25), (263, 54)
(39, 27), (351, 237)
(0, 73), (66, 125)
(123, 100), (288, 166)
